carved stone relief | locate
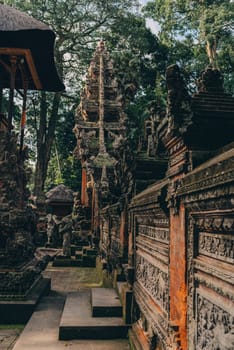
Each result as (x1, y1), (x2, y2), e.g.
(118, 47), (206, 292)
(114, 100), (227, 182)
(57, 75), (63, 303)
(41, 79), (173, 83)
(135, 254), (169, 312)
(199, 232), (234, 263)
(138, 224), (169, 243)
(186, 209), (234, 349)
(196, 294), (234, 350)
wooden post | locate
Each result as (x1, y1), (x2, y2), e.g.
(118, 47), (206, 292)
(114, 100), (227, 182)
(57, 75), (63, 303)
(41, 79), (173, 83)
(19, 58), (28, 155)
(8, 55), (17, 132)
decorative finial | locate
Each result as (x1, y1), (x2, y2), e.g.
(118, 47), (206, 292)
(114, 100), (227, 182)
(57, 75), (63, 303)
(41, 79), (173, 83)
(197, 67), (224, 93)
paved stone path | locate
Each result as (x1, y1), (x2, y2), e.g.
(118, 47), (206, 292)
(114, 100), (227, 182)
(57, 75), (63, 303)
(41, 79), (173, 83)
(0, 328), (22, 350)
(2, 263), (130, 350)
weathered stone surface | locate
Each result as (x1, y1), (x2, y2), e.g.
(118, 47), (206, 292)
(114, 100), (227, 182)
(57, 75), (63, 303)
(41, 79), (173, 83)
(0, 130), (36, 273)
(59, 290), (129, 340)
(128, 67), (234, 350)
(91, 287), (122, 317)
(73, 41), (134, 267)
(74, 56), (234, 350)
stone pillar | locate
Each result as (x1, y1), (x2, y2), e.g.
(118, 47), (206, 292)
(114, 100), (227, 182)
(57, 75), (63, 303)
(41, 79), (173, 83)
(169, 203), (187, 350)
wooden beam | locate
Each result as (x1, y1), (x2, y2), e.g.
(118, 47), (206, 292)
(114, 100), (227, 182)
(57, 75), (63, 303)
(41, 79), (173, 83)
(0, 47), (42, 89)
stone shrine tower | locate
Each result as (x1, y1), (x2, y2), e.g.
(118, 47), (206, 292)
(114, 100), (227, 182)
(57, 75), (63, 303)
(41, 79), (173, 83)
(73, 42), (133, 244)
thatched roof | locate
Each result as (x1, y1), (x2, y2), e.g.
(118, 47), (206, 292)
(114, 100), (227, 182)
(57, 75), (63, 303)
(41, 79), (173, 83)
(46, 185), (74, 204)
(0, 4), (65, 92)
(0, 4), (50, 31)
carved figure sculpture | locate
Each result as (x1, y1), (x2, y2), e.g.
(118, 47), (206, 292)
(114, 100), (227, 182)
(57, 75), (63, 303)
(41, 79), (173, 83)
(166, 64), (191, 133)
(62, 231), (71, 257)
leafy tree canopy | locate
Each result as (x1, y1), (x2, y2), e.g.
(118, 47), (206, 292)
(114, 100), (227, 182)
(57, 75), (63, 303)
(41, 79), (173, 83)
(143, 0), (234, 93)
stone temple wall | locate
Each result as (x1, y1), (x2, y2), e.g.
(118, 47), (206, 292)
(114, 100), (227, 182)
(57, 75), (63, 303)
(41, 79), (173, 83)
(178, 149), (234, 350)
(128, 179), (171, 349)
(74, 49), (234, 349)
(128, 148), (234, 350)
(127, 66), (234, 350)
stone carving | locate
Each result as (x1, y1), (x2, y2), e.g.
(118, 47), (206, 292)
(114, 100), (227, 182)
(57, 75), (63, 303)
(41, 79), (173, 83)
(140, 102), (163, 157)
(197, 67), (224, 93)
(194, 215), (234, 233)
(62, 231), (71, 257)
(199, 232), (234, 263)
(46, 213), (60, 247)
(136, 254), (169, 312)
(166, 179), (181, 215)
(138, 224), (169, 243)
(59, 215), (72, 257)
(72, 191), (91, 238)
(166, 64), (192, 133)
(0, 130), (36, 268)
(73, 41), (134, 267)
(178, 170), (234, 198)
(197, 294), (234, 350)
(128, 63), (234, 350)
(134, 282), (178, 350)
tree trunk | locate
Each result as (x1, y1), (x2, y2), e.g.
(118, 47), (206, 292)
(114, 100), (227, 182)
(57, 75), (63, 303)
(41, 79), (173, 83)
(206, 37), (217, 68)
(34, 91), (61, 197)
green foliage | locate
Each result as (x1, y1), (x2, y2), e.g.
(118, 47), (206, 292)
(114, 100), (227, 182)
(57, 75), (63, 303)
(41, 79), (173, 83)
(103, 14), (160, 91)
(102, 14), (166, 146)
(5, 0), (141, 94)
(45, 110), (81, 192)
(126, 88), (157, 151)
(45, 152), (81, 192)
(144, 0), (234, 93)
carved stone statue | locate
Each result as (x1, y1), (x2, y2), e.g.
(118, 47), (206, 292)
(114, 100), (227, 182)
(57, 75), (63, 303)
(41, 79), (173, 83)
(59, 214), (72, 257)
(166, 64), (191, 133)
(62, 231), (71, 257)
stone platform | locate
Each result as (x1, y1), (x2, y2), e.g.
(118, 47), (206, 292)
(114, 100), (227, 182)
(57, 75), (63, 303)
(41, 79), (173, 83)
(59, 290), (129, 340)
(91, 287), (122, 317)
(0, 277), (51, 324)
(2, 254), (130, 350)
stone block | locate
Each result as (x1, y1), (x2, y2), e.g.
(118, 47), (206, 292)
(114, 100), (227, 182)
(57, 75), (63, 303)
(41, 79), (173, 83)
(91, 288), (122, 317)
(59, 291), (129, 340)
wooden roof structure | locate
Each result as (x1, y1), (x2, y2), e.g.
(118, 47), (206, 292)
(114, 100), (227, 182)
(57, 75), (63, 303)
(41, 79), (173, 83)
(0, 4), (65, 92)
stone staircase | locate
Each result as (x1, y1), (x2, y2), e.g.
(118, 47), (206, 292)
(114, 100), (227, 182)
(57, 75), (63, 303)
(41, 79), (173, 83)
(53, 245), (98, 267)
(59, 287), (130, 340)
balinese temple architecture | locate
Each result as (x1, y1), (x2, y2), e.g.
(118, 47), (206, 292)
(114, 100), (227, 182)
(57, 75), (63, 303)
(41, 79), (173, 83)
(73, 41), (134, 268)
(74, 48), (234, 350)
(127, 66), (234, 350)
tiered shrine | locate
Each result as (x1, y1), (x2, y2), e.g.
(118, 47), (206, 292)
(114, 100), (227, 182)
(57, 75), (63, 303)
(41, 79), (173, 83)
(73, 41), (134, 268)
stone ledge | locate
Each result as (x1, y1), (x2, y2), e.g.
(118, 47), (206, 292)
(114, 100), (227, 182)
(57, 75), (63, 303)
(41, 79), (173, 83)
(0, 277), (51, 324)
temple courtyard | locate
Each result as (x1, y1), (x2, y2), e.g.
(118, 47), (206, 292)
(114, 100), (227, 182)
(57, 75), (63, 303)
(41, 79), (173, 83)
(0, 262), (130, 350)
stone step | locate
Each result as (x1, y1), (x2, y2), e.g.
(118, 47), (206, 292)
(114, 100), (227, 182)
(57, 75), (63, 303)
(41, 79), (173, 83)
(59, 291), (129, 340)
(53, 256), (96, 267)
(91, 287), (122, 317)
